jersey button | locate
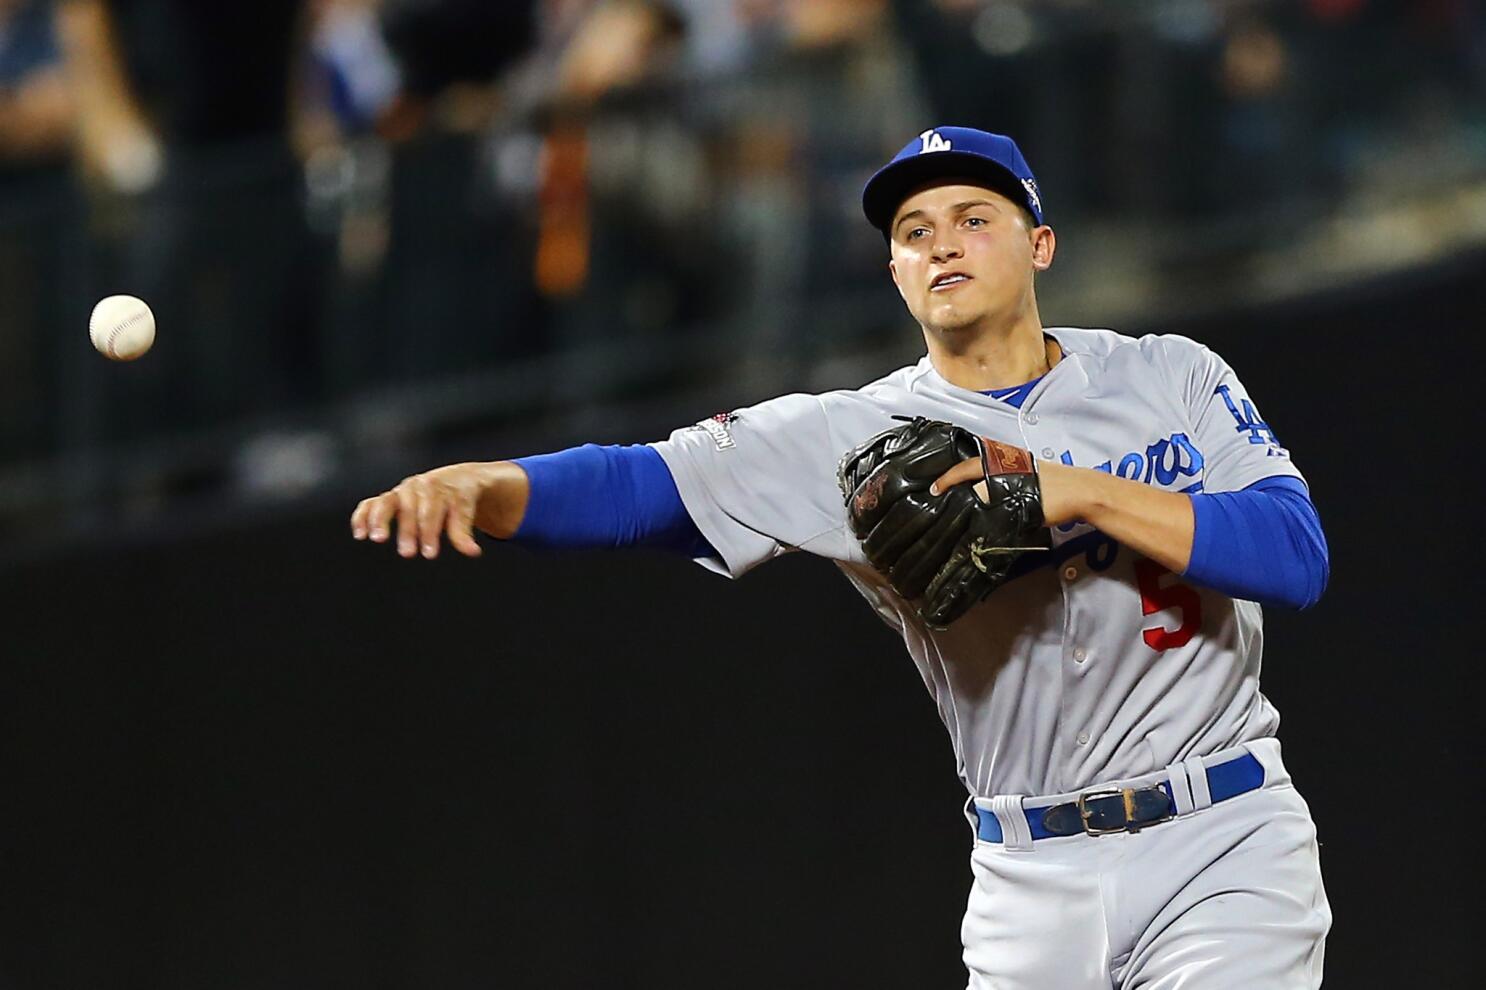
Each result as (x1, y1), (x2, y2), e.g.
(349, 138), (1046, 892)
(1024, 412), (1040, 425)
(1063, 565), (1078, 581)
(1076, 731), (1090, 746)
(1040, 447), (1055, 459)
(1073, 647), (1087, 663)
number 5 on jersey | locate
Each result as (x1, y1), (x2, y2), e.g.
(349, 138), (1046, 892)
(1135, 558), (1202, 651)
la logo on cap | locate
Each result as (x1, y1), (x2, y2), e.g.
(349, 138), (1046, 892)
(919, 129), (952, 153)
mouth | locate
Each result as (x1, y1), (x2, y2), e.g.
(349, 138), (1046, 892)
(929, 272), (972, 292)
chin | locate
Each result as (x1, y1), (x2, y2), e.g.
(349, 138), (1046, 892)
(922, 303), (985, 334)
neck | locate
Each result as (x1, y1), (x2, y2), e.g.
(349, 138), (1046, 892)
(923, 306), (1055, 391)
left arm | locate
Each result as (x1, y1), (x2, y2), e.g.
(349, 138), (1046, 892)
(931, 458), (1194, 571)
(932, 459), (1328, 609)
(1039, 461), (1195, 573)
(930, 457), (1193, 571)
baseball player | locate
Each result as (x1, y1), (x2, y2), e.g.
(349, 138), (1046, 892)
(351, 126), (1331, 988)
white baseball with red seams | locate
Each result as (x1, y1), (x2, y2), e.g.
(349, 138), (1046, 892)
(89, 294), (156, 361)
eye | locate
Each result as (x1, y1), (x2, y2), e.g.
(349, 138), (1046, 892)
(963, 216), (987, 229)
(906, 227), (930, 241)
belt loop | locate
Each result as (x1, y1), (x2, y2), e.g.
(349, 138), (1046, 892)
(991, 795), (1034, 851)
(963, 795), (983, 844)
(1182, 755), (1213, 811)
(1166, 761), (1195, 816)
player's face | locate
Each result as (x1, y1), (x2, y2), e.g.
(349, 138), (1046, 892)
(886, 182), (1054, 335)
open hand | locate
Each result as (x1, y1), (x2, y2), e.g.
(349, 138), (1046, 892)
(350, 462), (508, 559)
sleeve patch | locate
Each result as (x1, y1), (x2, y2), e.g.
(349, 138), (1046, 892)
(688, 411), (739, 451)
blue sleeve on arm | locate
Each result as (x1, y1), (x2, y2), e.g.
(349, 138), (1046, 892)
(511, 444), (715, 558)
(1183, 475), (1329, 610)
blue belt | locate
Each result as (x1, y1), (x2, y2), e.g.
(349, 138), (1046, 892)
(975, 752), (1265, 842)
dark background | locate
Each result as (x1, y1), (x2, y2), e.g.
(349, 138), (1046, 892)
(3, 0), (1483, 986)
(2, 256), (1478, 988)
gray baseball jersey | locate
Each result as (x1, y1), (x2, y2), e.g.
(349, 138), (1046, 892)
(652, 327), (1303, 800)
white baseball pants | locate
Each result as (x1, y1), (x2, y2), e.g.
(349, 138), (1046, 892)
(962, 739), (1330, 989)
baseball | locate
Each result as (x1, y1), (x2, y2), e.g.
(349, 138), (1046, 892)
(89, 294), (156, 361)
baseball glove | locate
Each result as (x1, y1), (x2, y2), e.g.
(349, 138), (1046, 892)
(837, 417), (1049, 629)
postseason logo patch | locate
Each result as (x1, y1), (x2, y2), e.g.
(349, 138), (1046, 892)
(692, 411), (738, 450)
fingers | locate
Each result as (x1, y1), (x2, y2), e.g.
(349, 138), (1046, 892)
(358, 492), (399, 543)
(353, 461), (502, 560)
(929, 456), (985, 497)
(395, 482), (419, 557)
(350, 498), (373, 539)
(352, 472), (485, 560)
(445, 501), (483, 557)
(413, 478), (449, 559)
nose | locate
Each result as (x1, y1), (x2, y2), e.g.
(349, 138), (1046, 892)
(929, 228), (963, 263)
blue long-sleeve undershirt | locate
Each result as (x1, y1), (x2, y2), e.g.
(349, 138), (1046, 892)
(1184, 475), (1328, 610)
(511, 444), (1327, 610)
(512, 444), (714, 557)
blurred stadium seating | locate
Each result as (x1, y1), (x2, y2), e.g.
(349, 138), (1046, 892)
(1, 0), (1482, 550)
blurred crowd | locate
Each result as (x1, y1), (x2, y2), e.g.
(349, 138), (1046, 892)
(0, 0), (1482, 462)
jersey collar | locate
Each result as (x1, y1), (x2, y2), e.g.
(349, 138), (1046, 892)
(917, 330), (1086, 411)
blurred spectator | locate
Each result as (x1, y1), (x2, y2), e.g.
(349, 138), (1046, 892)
(536, 0), (685, 304)
(666, 0), (751, 76)
(1215, 14), (1296, 206)
(885, 0), (1117, 217)
(361, 0), (545, 384)
(307, 0), (400, 139)
(0, 0), (1481, 475)
(1, 0), (71, 165)
(761, 0), (888, 50)
(1, 0), (78, 457)
(379, 0), (535, 132)
(506, 1), (706, 406)
(55, 0), (326, 446)
(554, 0), (684, 105)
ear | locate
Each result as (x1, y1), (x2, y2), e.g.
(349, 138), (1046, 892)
(1030, 225), (1056, 272)
(888, 257), (907, 300)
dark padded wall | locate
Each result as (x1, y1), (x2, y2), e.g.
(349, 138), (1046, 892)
(3, 537), (972, 989)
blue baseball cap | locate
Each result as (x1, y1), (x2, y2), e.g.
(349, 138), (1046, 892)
(862, 127), (1044, 236)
